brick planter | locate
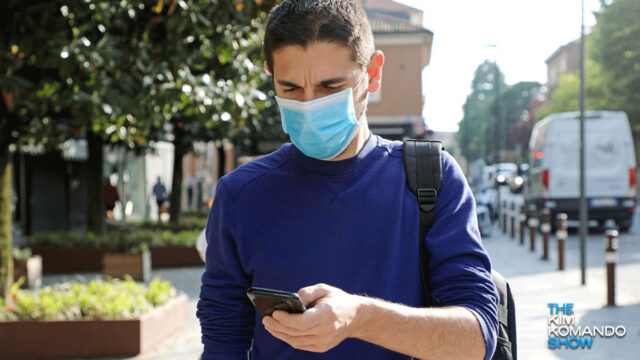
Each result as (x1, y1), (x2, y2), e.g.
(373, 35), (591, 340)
(103, 250), (152, 282)
(0, 294), (188, 359)
(151, 245), (204, 268)
(14, 255), (42, 289)
(31, 246), (121, 274)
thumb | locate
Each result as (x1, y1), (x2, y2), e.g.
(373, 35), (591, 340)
(298, 283), (332, 307)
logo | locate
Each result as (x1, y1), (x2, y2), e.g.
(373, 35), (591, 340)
(547, 303), (626, 350)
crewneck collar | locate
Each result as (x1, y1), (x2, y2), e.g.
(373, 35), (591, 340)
(286, 133), (379, 176)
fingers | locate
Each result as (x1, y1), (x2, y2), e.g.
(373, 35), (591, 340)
(264, 323), (316, 347)
(271, 307), (324, 331)
(263, 317), (337, 353)
(298, 283), (332, 307)
(263, 312), (316, 336)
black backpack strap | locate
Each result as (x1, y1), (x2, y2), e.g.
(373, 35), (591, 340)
(492, 270), (518, 360)
(404, 139), (516, 360)
(403, 139), (443, 305)
(492, 270), (509, 328)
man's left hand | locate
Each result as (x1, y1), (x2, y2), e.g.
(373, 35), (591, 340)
(262, 283), (363, 353)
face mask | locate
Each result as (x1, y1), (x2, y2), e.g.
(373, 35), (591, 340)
(276, 72), (366, 160)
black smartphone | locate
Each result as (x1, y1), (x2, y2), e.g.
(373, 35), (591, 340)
(247, 287), (306, 317)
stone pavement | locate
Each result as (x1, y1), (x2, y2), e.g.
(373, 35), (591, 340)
(483, 208), (640, 360)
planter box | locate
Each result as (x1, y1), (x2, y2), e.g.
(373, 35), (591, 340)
(13, 255), (43, 289)
(0, 294), (188, 359)
(151, 245), (204, 268)
(31, 246), (121, 274)
(103, 250), (152, 282)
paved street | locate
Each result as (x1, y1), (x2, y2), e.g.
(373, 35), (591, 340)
(483, 204), (640, 360)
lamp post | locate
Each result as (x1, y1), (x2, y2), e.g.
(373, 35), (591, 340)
(579, 0), (588, 285)
(485, 44), (503, 223)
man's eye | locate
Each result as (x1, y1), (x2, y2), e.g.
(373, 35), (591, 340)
(283, 87), (298, 92)
(326, 85), (342, 91)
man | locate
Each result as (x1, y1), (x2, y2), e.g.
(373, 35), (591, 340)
(197, 1), (498, 359)
(152, 176), (168, 219)
(103, 177), (119, 220)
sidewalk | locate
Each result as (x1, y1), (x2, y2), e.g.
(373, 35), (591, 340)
(483, 215), (640, 360)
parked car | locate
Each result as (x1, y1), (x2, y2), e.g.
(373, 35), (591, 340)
(524, 111), (636, 231)
(508, 163), (529, 193)
(493, 163), (517, 188)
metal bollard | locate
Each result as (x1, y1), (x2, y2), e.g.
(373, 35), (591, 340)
(510, 202), (516, 239)
(556, 213), (568, 271)
(541, 209), (551, 260)
(606, 230), (619, 306)
(519, 205), (526, 245)
(502, 200), (508, 234)
(528, 204), (538, 252)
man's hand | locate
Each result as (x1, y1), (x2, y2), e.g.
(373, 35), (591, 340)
(262, 283), (362, 353)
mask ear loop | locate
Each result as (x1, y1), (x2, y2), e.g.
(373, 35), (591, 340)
(353, 69), (368, 121)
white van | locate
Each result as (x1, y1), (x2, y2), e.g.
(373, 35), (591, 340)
(525, 111), (637, 231)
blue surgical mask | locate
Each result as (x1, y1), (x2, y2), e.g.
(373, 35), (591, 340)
(276, 73), (366, 160)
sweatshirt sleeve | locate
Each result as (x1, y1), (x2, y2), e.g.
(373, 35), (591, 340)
(424, 152), (499, 360)
(196, 178), (255, 360)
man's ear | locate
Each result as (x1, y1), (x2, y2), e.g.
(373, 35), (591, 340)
(264, 60), (273, 75)
(366, 50), (384, 93)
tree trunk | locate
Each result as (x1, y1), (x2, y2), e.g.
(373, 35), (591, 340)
(86, 130), (105, 235)
(0, 143), (13, 302)
(169, 128), (185, 225)
(217, 142), (226, 180)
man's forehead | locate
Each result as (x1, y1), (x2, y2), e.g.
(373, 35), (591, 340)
(271, 42), (360, 79)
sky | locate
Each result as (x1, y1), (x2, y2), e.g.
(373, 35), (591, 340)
(395, 0), (603, 132)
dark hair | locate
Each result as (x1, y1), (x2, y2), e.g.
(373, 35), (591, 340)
(264, 0), (374, 72)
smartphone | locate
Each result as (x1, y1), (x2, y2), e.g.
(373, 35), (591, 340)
(247, 287), (306, 317)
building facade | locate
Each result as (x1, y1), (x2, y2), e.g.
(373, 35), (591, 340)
(361, 0), (433, 140)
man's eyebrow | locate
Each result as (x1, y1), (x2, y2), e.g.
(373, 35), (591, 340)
(276, 80), (301, 88)
(276, 77), (347, 88)
(317, 77), (346, 86)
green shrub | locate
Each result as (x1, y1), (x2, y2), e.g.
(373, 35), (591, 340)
(0, 277), (177, 321)
(28, 232), (105, 248)
(157, 229), (200, 247)
(13, 247), (32, 261)
(181, 209), (209, 218)
(26, 228), (202, 251)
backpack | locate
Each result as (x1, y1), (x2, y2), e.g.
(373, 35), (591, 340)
(403, 139), (517, 360)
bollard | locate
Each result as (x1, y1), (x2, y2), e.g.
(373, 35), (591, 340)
(541, 209), (551, 260)
(556, 213), (568, 271)
(605, 230), (618, 306)
(519, 205), (526, 245)
(528, 204), (538, 252)
(502, 200), (508, 234)
(510, 202), (516, 239)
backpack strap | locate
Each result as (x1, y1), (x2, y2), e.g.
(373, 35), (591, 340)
(403, 139), (444, 305)
(492, 270), (509, 327)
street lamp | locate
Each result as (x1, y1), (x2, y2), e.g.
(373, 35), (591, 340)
(483, 44), (501, 164)
(579, 0), (588, 285)
(483, 44), (503, 222)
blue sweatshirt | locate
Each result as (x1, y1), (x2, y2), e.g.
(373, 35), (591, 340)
(197, 134), (498, 360)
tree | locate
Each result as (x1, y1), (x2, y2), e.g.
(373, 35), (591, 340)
(458, 61), (541, 164)
(536, 58), (618, 120)
(457, 61), (506, 163)
(590, 0), (640, 127)
(499, 81), (541, 161)
(0, 0), (280, 299)
(121, 0), (278, 224)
